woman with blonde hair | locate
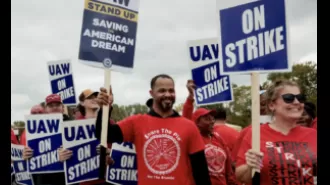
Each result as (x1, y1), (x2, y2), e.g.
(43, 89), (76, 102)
(235, 80), (317, 185)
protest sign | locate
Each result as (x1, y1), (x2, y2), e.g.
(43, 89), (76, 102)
(79, 0), (141, 72)
(11, 163), (14, 182)
(61, 119), (100, 185)
(188, 38), (233, 106)
(47, 59), (77, 105)
(217, 0), (290, 75)
(11, 144), (34, 185)
(106, 142), (137, 185)
(25, 114), (63, 173)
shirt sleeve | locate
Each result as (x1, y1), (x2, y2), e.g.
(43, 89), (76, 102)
(235, 130), (252, 167)
(118, 115), (138, 143)
(11, 129), (19, 145)
(188, 122), (205, 154)
(182, 98), (194, 120)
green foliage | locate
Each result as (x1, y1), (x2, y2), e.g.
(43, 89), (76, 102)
(111, 103), (149, 122)
(106, 62), (317, 127)
(227, 85), (252, 128)
(13, 121), (25, 128)
(267, 61), (317, 107)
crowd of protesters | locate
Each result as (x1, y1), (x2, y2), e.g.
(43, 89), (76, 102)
(11, 74), (317, 185)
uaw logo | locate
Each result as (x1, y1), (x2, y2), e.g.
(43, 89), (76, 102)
(103, 58), (113, 68)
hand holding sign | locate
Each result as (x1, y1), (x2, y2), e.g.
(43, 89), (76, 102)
(96, 145), (115, 166)
(58, 146), (73, 162)
(245, 149), (264, 172)
(22, 146), (33, 160)
(97, 87), (113, 107)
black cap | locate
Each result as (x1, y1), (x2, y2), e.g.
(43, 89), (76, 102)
(146, 98), (153, 108)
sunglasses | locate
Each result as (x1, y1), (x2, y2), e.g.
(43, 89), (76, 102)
(281, 93), (305, 104)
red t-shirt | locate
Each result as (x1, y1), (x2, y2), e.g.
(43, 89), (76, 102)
(203, 131), (237, 185)
(236, 124), (317, 185)
(311, 117), (317, 130)
(118, 113), (205, 185)
(213, 124), (239, 153)
(11, 129), (19, 144)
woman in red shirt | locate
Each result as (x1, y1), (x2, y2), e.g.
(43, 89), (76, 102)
(191, 108), (237, 185)
(183, 80), (237, 185)
(235, 80), (317, 185)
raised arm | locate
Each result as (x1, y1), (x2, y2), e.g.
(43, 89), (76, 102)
(182, 80), (196, 119)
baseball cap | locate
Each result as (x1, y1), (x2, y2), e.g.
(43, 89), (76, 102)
(45, 94), (62, 105)
(192, 108), (216, 122)
(79, 89), (99, 102)
(145, 98), (153, 108)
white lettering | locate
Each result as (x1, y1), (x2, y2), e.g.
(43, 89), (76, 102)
(109, 168), (138, 181)
(39, 139), (52, 153)
(57, 79), (66, 91)
(68, 156), (100, 180)
(224, 26), (285, 68)
(196, 77), (230, 102)
(57, 87), (75, 101)
(91, 40), (126, 53)
(29, 150), (59, 170)
(241, 5), (265, 34)
(302, 167), (312, 176)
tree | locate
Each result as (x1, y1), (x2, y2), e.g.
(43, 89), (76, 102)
(267, 61), (317, 107)
(111, 104), (149, 121)
(227, 85), (252, 128)
(13, 121), (25, 128)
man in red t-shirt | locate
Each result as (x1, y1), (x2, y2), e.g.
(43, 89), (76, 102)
(95, 74), (211, 185)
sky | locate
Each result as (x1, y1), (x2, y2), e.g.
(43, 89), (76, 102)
(11, 0), (317, 123)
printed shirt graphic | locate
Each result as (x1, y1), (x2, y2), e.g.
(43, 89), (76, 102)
(118, 114), (205, 185)
(236, 124), (317, 185)
(203, 132), (237, 185)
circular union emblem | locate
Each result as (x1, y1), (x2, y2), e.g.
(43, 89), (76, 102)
(205, 144), (227, 173)
(143, 134), (181, 175)
(103, 58), (112, 68)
